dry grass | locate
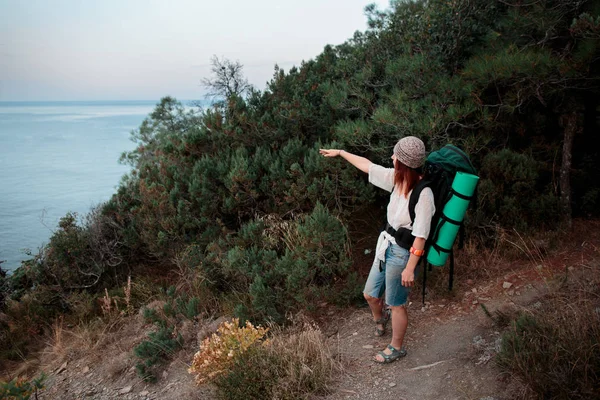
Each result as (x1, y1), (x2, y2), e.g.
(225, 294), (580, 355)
(267, 324), (341, 399)
(495, 262), (600, 400)
(1, 359), (40, 383)
(42, 317), (66, 362)
(72, 315), (130, 352)
(37, 276), (141, 373)
(36, 313), (130, 376)
(213, 316), (341, 400)
(417, 223), (566, 300)
(39, 278), (138, 369)
(172, 248), (220, 317)
(257, 212), (301, 252)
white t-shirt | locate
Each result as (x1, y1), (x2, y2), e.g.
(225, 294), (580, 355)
(368, 164), (436, 239)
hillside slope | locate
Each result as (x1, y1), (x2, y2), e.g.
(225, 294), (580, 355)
(33, 220), (599, 399)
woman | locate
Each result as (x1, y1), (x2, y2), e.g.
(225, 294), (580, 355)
(319, 136), (435, 363)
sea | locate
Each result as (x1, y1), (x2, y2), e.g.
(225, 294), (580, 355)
(0, 100), (197, 272)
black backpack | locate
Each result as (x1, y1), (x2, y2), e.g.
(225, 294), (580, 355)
(408, 144), (477, 302)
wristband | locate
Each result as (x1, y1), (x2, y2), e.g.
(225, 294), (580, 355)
(410, 246), (425, 257)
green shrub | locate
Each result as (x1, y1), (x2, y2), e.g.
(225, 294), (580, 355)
(9, 206), (130, 299)
(1, 285), (66, 361)
(0, 374), (46, 400)
(134, 326), (183, 382)
(212, 203), (359, 323)
(0, 262), (7, 307)
(214, 345), (276, 400)
(478, 149), (560, 231)
(177, 296), (201, 320)
(0, 317), (28, 363)
(134, 287), (201, 381)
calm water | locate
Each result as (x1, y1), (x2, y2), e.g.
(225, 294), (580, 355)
(0, 101), (164, 272)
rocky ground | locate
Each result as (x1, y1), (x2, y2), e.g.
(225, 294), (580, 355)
(23, 220), (600, 399)
(33, 272), (543, 400)
(321, 276), (543, 400)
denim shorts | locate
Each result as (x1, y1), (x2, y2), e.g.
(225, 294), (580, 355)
(363, 241), (411, 307)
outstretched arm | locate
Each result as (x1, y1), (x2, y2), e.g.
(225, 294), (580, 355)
(319, 149), (373, 174)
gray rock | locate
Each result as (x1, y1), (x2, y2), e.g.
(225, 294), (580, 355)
(472, 335), (485, 348)
(56, 361), (68, 374)
(119, 385), (132, 395)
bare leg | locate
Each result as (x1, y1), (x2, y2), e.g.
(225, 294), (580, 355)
(374, 305), (407, 362)
(390, 305), (407, 349)
(364, 293), (384, 324)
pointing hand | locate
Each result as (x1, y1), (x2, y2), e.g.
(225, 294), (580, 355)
(319, 149), (343, 157)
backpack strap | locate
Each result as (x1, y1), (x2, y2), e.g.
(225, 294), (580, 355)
(408, 180), (431, 223)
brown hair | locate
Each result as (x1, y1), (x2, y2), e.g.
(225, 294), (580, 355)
(394, 160), (422, 197)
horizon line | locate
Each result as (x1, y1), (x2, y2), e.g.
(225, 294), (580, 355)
(0, 99), (214, 105)
(0, 98), (205, 102)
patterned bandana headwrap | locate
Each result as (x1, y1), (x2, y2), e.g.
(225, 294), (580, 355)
(393, 136), (426, 169)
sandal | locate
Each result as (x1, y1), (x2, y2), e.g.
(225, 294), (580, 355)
(374, 344), (407, 364)
(374, 308), (391, 337)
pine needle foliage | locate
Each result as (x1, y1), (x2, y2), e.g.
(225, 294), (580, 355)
(0, 374), (46, 400)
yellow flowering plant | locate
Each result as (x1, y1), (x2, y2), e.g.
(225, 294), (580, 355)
(188, 318), (268, 384)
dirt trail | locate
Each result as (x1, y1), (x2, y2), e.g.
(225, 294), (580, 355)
(322, 282), (544, 400)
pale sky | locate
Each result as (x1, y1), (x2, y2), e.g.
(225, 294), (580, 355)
(0, 0), (390, 101)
